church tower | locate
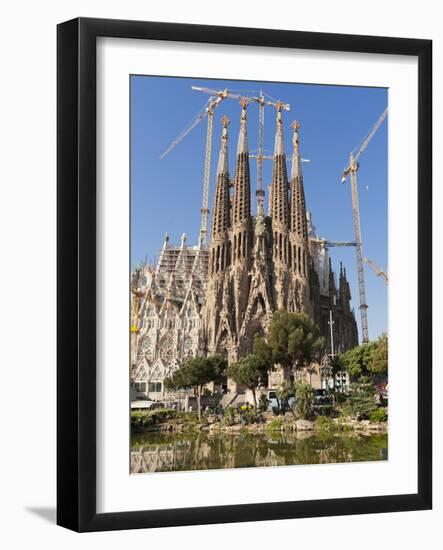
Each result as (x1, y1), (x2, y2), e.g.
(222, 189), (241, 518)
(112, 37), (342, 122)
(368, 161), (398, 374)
(270, 102), (290, 309)
(288, 121), (310, 314)
(204, 116), (234, 358)
(230, 100), (252, 343)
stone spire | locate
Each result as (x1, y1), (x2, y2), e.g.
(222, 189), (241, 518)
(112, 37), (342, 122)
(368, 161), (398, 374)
(290, 121), (307, 239)
(237, 99), (248, 155)
(232, 100), (251, 230)
(229, 100), (253, 342)
(210, 116), (231, 242)
(287, 121), (310, 314)
(216, 115), (229, 176)
(270, 103), (290, 309)
(270, 102), (289, 227)
(289, 121), (309, 280)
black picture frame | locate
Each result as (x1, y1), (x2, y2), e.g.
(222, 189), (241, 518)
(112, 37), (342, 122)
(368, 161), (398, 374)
(57, 17), (432, 532)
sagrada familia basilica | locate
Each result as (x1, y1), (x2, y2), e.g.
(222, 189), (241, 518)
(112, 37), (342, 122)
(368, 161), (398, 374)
(131, 102), (358, 400)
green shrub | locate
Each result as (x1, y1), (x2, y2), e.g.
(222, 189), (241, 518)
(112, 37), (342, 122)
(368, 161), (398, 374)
(131, 407), (178, 428)
(316, 415), (332, 431)
(258, 394), (270, 413)
(242, 410), (260, 425)
(342, 377), (377, 419)
(370, 407), (388, 423)
(222, 406), (236, 426)
(295, 382), (315, 419)
(266, 418), (282, 432)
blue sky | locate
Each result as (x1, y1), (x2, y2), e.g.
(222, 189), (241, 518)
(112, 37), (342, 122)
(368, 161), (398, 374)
(130, 75), (388, 342)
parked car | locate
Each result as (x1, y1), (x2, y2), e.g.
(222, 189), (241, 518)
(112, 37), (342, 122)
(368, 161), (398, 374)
(266, 390), (296, 413)
(130, 400), (157, 410)
(313, 389), (333, 407)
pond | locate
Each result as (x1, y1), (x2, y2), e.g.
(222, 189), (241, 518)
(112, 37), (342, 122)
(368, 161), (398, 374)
(131, 431), (388, 474)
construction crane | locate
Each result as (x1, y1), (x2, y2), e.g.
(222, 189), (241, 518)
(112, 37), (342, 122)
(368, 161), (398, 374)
(160, 94), (227, 245)
(192, 87), (290, 213)
(364, 258), (389, 284)
(310, 238), (356, 248)
(341, 107), (388, 343)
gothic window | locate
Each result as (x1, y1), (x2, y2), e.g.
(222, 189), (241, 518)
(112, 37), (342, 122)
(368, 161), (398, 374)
(138, 334), (154, 360)
(183, 335), (194, 359)
(159, 333), (174, 363)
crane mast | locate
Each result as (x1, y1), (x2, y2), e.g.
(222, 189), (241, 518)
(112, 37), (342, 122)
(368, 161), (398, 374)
(160, 94), (225, 245)
(161, 87), (290, 245)
(192, 86), (290, 214)
(349, 156), (369, 342)
(256, 92), (265, 213)
(341, 107), (388, 344)
(200, 106), (214, 243)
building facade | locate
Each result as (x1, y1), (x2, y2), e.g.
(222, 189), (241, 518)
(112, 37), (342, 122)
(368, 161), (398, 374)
(131, 105), (358, 400)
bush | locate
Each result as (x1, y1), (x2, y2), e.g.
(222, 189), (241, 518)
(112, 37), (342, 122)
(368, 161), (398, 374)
(258, 394), (270, 413)
(266, 418), (283, 432)
(295, 382), (315, 419)
(222, 406), (236, 426)
(370, 407), (388, 423)
(342, 377), (377, 420)
(131, 408), (178, 429)
(242, 410), (260, 425)
(316, 415), (332, 431)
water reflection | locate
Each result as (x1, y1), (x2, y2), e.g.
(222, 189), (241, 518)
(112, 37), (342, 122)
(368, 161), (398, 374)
(131, 432), (388, 473)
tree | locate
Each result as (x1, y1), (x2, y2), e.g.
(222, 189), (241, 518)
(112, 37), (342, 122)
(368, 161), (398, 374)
(294, 381), (315, 419)
(164, 355), (227, 419)
(227, 353), (270, 410)
(369, 334), (388, 375)
(267, 311), (325, 369)
(342, 377), (377, 419)
(253, 335), (273, 364)
(341, 335), (388, 380)
(340, 341), (377, 379)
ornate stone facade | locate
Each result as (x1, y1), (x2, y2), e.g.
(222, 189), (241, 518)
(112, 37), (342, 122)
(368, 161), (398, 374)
(131, 106), (358, 400)
(131, 234), (208, 400)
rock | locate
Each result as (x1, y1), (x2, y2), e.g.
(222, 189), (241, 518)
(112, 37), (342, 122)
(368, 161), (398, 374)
(295, 419), (315, 432)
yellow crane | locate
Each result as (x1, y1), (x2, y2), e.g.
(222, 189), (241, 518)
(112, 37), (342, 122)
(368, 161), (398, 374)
(341, 107), (388, 343)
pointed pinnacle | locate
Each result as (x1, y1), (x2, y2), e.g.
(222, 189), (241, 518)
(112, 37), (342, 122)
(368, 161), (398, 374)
(217, 117), (229, 175)
(291, 120), (301, 179)
(274, 106), (285, 156)
(237, 101), (248, 155)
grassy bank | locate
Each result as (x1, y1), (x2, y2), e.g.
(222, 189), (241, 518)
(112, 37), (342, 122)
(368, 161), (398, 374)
(131, 407), (388, 435)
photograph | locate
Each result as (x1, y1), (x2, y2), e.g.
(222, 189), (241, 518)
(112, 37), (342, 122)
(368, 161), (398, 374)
(130, 76), (389, 474)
